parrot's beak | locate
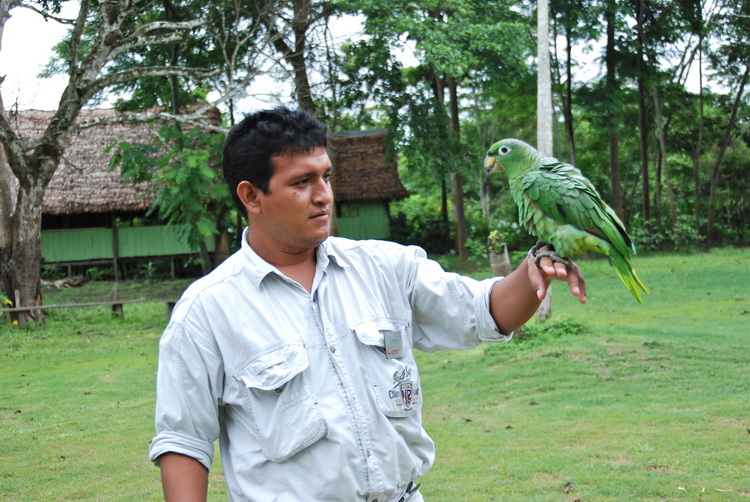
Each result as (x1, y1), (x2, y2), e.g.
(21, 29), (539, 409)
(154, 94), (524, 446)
(484, 155), (502, 173)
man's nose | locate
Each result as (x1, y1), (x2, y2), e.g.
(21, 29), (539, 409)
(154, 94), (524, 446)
(312, 177), (333, 204)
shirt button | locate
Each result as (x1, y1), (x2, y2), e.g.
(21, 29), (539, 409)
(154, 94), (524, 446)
(329, 346), (336, 353)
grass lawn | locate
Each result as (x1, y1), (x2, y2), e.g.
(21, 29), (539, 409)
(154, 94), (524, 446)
(1, 248), (748, 501)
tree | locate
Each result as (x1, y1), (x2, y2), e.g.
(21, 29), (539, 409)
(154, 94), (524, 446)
(550, 0), (601, 166)
(254, 0), (339, 113)
(340, 0), (532, 264)
(705, 0), (749, 246)
(0, 0), (269, 322)
(604, 0), (625, 221)
(537, 0), (553, 319)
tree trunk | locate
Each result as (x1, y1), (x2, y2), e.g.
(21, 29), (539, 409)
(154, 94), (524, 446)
(651, 85), (676, 228)
(447, 75), (468, 266)
(489, 245), (511, 277)
(262, 1), (316, 112)
(563, 25), (576, 164)
(291, 25), (315, 111)
(707, 64), (749, 246)
(0, 180), (46, 323)
(605, 0), (624, 222)
(692, 35), (705, 244)
(536, 0), (552, 320)
(636, 0), (651, 222)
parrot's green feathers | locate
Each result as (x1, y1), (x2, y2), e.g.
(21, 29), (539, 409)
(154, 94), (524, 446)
(485, 138), (649, 302)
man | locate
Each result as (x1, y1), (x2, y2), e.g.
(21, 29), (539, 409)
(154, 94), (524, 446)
(149, 106), (586, 502)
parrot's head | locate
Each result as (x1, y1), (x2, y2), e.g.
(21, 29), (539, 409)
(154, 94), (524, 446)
(484, 139), (539, 179)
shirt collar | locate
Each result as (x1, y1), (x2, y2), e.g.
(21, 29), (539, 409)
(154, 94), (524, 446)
(318, 237), (349, 270)
(239, 229), (348, 289)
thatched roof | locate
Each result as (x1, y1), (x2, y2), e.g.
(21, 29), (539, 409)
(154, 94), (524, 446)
(11, 108), (158, 215)
(328, 129), (408, 203)
(9, 110), (407, 216)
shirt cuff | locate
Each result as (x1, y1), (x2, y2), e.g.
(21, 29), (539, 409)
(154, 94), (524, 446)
(475, 277), (513, 344)
(149, 431), (215, 470)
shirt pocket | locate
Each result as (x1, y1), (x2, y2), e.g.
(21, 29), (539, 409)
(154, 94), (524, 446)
(352, 319), (422, 418)
(234, 343), (327, 462)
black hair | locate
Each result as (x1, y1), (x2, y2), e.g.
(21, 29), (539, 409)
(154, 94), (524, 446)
(222, 106), (328, 218)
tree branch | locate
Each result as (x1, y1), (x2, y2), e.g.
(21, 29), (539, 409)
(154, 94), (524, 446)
(89, 66), (221, 95)
(74, 108), (228, 134)
(69, 0), (92, 73)
(17, 2), (75, 24)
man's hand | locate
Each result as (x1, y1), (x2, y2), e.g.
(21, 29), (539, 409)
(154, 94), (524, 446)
(527, 245), (587, 304)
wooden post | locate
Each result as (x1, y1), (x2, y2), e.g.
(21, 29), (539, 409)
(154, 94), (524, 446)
(489, 245), (511, 277)
(111, 216), (120, 281)
(111, 303), (124, 317)
(110, 281), (123, 317)
(14, 290), (26, 328)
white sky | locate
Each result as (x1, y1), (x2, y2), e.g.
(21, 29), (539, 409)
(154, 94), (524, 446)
(0, 5), (73, 110)
(0, 4), (704, 112)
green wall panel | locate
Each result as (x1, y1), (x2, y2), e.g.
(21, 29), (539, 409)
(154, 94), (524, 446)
(41, 225), (214, 263)
(337, 201), (391, 240)
(118, 226), (201, 257)
(42, 228), (113, 262)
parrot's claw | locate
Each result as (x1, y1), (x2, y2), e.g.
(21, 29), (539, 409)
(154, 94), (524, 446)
(528, 240), (548, 257)
(534, 250), (572, 270)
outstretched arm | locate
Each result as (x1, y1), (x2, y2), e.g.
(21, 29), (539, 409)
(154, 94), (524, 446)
(489, 248), (586, 334)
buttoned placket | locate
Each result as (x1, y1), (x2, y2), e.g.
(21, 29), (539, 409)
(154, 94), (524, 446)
(310, 267), (388, 501)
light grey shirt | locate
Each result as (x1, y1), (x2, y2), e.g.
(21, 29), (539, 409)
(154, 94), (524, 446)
(149, 231), (511, 502)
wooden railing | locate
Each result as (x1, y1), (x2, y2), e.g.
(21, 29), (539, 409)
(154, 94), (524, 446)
(1, 299), (176, 327)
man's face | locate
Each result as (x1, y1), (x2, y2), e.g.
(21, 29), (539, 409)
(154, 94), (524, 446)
(254, 146), (334, 252)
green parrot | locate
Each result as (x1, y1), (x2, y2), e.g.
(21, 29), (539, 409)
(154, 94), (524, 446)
(484, 138), (649, 302)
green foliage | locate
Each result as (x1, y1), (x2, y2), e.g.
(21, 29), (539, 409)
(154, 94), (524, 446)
(108, 122), (233, 254)
(390, 194), (453, 253)
(486, 230), (506, 254)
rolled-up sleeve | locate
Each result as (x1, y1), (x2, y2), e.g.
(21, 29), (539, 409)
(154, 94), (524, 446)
(406, 247), (513, 352)
(149, 320), (223, 470)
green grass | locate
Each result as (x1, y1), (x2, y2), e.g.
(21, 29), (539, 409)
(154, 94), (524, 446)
(418, 247), (750, 501)
(1, 249), (748, 501)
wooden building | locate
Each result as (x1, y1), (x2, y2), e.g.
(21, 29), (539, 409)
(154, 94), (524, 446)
(328, 129), (408, 239)
(8, 110), (408, 275)
(13, 108), (215, 276)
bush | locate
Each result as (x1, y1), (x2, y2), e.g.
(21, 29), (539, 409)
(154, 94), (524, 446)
(390, 212), (454, 254)
(483, 317), (591, 360)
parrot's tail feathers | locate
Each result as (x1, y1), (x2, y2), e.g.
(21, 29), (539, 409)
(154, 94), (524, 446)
(608, 253), (650, 303)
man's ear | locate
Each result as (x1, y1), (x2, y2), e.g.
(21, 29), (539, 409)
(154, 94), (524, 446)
(236, 181), (262, 215)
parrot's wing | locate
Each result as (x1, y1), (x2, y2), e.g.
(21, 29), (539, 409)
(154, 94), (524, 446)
(520, 161), (635, 258)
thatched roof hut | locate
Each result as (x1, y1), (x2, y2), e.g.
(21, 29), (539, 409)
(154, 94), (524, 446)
(328, 129), (409, 202)
(11, 108), (158, 216)
(10, 110), (407, 219)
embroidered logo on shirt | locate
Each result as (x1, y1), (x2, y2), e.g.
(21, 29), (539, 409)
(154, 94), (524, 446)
(389, 367), (420, 412)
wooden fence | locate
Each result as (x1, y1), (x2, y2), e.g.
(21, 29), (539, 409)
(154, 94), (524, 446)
(1, 295), (176, 328)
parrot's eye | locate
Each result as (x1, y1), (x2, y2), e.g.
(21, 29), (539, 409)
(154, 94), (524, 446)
(499, 146), (511, 155)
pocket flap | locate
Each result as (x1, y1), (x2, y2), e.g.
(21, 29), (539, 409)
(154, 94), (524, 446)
(237, 344), (309, 391)
(353, 319), (408, 348)
(352, 320), (384, 347)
